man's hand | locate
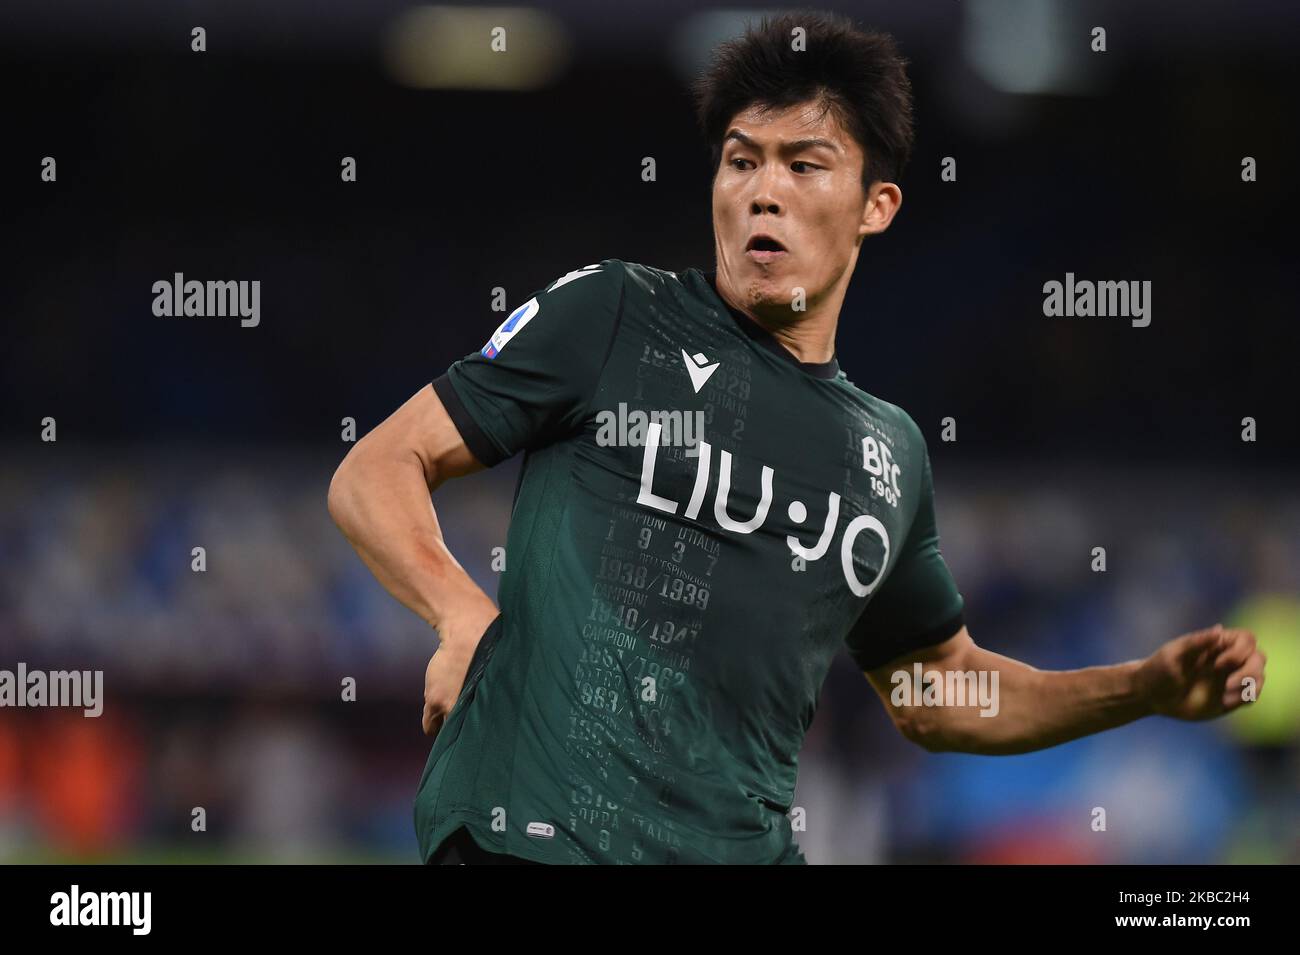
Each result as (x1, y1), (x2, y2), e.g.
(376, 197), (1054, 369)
(1136, 624), (1266, 721)
(422, 595), (501, 739)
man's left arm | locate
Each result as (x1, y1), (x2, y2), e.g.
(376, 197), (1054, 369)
(846, 426), (1266, 754)
(864, 623), (1267, 755)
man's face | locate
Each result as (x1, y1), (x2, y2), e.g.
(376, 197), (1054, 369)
(711, 99), (885, 319)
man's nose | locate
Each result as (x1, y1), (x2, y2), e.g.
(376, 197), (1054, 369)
(748, 165), (784, 215)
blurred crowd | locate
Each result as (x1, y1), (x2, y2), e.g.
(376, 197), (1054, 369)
(0, 449), (1295, 863)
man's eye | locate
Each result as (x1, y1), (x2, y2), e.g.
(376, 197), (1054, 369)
(791, 161), (820, 173)
(730, 157), (752, 170)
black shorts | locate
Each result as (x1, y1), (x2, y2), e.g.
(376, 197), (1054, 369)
(429, 826), (544, 865)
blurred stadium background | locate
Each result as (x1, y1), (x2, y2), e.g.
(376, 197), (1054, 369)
(1, 0), (1297, 863)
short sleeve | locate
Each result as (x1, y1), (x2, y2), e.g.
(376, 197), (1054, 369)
(432, 260), (625, 467)
(843, 442), (965, 671)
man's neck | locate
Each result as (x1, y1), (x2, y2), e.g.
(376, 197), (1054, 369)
(712, 270), (843, 366)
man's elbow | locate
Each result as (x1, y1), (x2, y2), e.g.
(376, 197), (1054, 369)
(327, 450), (366, 532)
(328, 443), (430, 533)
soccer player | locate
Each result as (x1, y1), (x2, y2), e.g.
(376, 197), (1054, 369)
(328, 12), (1267, 864)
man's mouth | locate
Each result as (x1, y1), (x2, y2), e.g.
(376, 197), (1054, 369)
(745, 233), (788, 264)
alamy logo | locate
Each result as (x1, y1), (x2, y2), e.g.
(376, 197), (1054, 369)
(1042, 272), (1151, 327)
(152, 273), (260, 327)
(595, 402), (704, 447)
(0, 664), (102, 717)
(890, 662), (1000, 718)
(681, 349), (720, 393)
(50, 885), (151, 935)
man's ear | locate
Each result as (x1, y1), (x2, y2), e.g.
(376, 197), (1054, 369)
(859, 181), (902, 239)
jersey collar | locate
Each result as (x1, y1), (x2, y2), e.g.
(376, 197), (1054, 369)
(700, 269), (841, 380)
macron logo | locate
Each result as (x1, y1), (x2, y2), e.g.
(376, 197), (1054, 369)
(681, 349), (720, 393)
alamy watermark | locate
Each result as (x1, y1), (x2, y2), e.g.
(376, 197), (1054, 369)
(890, 662), (999, 717)
(595, 402), (705, 448)
(0, 663), (103, 716)
(152, 273), (260, 327)
(1042, 272), (1151, 327)
(50, 885), (151, 935)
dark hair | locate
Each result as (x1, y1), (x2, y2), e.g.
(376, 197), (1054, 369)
(691, 10), (915, 192)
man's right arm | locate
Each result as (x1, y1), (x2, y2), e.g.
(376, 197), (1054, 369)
(328, 260), (625, 735)
(326, 382), (500, 670)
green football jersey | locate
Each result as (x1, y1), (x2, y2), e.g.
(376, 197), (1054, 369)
(417, 258), (965, 864)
